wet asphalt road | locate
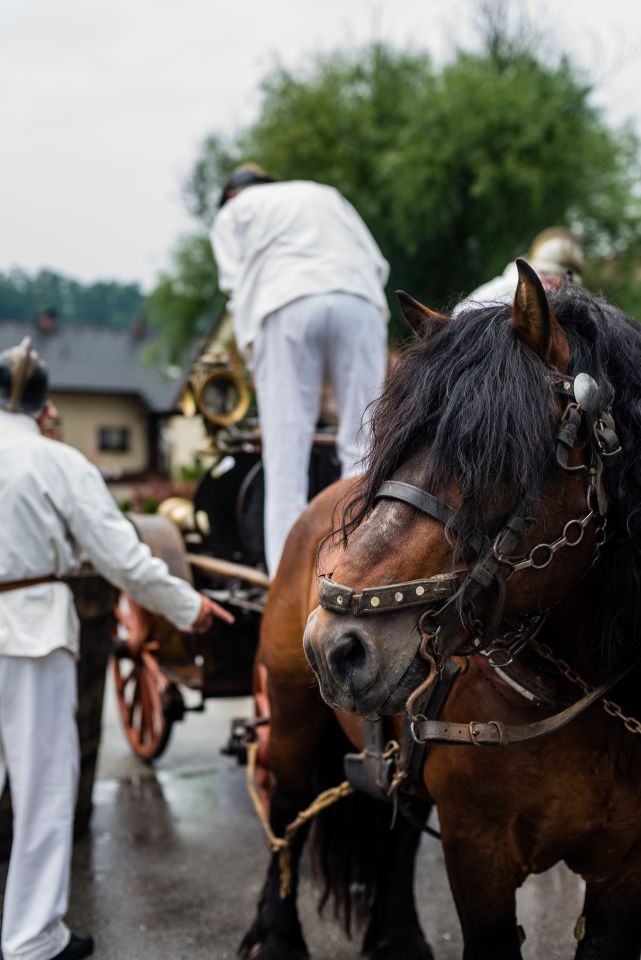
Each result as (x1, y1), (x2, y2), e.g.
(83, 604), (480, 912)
(1, 677), (585, 960)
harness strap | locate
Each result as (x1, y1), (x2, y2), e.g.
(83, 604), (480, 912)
(556, 406), (585, 473)
(318, 571), (460, 615)
(411, 668), (630, 746)
(343, 719), (395, 801)
(376, 481), (489, 555)
(400, 657), (461, 784)
(343, 661), (461, 834)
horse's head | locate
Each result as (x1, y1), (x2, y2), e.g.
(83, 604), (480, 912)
(304, 262), (619, 717)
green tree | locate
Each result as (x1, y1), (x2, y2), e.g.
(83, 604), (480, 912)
(152, 18), (641, 353)
(0, 267), (144, 326)
(383, 49), (641, 305)
(145, 233), (223, 363)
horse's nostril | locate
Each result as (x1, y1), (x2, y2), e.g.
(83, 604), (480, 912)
(327, 632), (368, 676)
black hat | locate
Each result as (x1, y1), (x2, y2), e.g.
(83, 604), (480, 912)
(0, 337), (48, 413)
(219, 163), (275, 207)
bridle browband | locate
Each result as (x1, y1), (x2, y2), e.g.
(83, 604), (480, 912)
(318, 370), (625, 742)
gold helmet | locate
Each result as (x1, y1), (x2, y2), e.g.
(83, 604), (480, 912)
(0, 337), (48, 413)
(528, 227), (584, 284)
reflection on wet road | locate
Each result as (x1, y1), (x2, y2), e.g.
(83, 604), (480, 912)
(0, 680), (585, 959)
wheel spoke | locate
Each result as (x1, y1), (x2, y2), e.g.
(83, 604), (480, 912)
(113, 591), (175, 761)
(138, 674), (151, 744)
(144, 672), (161, 742)
(128, 677), (140, 726)
(118, 664), (136, 693)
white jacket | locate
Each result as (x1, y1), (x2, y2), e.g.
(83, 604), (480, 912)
(454, 258), (574, 316)
(211, 180), (389, 352)
(0, 411), (201, 658)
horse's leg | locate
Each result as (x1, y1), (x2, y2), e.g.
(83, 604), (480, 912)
(361, 804), (434, 960)
(575, 877), (641, 960)
(239, 689), (332, 960)
(239, 786), (312, 960)
(440, 816), (524, 960)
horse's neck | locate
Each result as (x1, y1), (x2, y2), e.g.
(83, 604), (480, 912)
(545, 584), (641, 782)
(543, 587), (601, 682)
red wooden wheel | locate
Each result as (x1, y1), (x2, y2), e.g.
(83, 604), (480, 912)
(112, 594), (183, 762)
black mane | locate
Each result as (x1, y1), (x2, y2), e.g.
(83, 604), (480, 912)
(341, 283), (641, 666)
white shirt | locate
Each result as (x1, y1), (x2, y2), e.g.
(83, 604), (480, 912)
(211, 180), (389, 351)
(453, 262), (521, 315)
(0, 412), (201, 658)
(454, 259), (571, 316)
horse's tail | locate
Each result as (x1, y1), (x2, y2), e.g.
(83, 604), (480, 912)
(308, 721), (394, 937)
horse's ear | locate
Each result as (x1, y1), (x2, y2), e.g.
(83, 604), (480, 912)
(512, 259), (570, 371)
(396, 290), (448, 338)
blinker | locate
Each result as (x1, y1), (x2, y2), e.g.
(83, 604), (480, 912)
(573, 373), (599, 413)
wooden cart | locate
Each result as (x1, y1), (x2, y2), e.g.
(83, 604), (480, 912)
(112, 356), (339, 763)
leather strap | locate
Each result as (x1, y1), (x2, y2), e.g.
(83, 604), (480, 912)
(343, 719), (395, 802)
(556, 406), (584, 472)
(411, 669), (629, 746)
(376, 481), (456, 527)
(318, 571), (460, 615)
(402, 657), (461, 782)
(0, 575), (59, 594)
(375, 481), (489, 555)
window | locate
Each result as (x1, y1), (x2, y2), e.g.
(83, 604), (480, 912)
(98, 426), (130, 453)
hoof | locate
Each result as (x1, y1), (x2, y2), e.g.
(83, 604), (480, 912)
(239, 924), (308, 960)
(364, 934), (435, 960)
(239, 939), (308, 960)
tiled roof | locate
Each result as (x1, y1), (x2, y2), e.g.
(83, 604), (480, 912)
(0, 320), (183, 412)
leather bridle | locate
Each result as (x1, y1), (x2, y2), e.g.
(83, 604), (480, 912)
(318, 370), (624, 741)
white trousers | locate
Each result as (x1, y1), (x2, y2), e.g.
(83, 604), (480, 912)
(253, 292), (388, 576)
(0, 650), (78, 960)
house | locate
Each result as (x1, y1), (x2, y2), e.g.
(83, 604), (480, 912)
(0, 316), (188, 486)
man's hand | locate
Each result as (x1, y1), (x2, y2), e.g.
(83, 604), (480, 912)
(189, 594), (235, 633)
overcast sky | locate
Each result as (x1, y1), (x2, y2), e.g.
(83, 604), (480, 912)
(2, 0), (641, 290)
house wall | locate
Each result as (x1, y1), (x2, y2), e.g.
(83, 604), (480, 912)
(164, 414), (209, 474)
(51, 391), (150, 476)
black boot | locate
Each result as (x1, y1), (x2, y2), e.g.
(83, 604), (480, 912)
(51, 933), (94, 959)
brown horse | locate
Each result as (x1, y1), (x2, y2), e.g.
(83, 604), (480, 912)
(241, 473), (433, 960)
(244, 263), (641, 959)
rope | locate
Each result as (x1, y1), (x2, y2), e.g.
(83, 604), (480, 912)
(245, 740), (354, 898)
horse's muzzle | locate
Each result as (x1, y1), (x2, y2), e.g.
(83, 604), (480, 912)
(303, 606), (424, 716)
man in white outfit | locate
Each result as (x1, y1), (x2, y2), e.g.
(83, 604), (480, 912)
(0, 339), (232, 960)
(454, 226), (584, 315)
(211, 165), (389, 576)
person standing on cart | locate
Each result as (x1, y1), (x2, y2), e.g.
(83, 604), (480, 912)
(0, 338), (232, 960)
(211, 165), (389, 577)
(454, 226), (584, 313)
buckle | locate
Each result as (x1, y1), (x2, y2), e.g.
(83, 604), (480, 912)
(468, 720), (504, 745)
(410, 714), (427, 743)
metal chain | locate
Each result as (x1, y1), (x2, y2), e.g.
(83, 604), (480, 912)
(532, 640), (641, 736)
(479, 610), (549, 668)
(495, 507), (596, 576)
(492, 470), (608, 583)
(601, 699), (641, 735)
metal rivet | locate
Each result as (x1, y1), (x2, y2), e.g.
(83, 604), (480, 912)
(416, 585), (425, 596)
(395, 592), (403, 602)
(370, 596), (380, 607)
(564, 381), (572, 391)
(336, 596), (343, 605)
